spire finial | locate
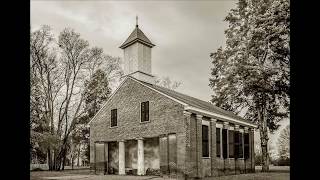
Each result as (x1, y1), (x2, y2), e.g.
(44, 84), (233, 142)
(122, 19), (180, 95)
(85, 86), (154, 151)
(136, 15), (138, 27)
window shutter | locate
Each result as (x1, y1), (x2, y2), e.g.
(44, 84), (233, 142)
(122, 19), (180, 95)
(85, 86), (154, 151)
(145, 101), (149, 121)
(244, 133), (249, 159)
(239, 133), (243, 158)
(202, 125), (209, 157)
(111, 109), (117, 127)
(216, 128), (221, 157)
(114, 109), (118, 126)
(222, 129), (228, 159)
(234, 131), (239, 159)
(229, 130), (234, 158)
(141, 102), (145, 122)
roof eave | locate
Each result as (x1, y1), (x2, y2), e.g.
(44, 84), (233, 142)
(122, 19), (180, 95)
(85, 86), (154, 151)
(184, 105), (257, 128)
(119, 39), (155, 49)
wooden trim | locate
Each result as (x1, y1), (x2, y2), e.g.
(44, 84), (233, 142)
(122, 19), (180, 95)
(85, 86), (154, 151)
(94, 143), (96, 174)
(184, 106), (257, 128)
(130, 77), (188, 106)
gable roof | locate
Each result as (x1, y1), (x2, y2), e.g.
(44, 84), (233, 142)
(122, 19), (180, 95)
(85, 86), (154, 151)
(119, 25), (155, 49)
(132, 77), (254, 126)
(88, 76), (256, 128)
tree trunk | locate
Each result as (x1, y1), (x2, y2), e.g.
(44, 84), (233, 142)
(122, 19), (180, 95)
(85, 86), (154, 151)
(77, 144), (80, 166)
(62, 150), (66, 170)
(47, 149), (52, 170)
(258, 105), (269, 172)
(71, 153), (74, 170)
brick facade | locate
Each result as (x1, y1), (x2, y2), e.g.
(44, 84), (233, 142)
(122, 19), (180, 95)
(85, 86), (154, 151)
(90, 78), (185, 173)
(89, 77), (255, 179)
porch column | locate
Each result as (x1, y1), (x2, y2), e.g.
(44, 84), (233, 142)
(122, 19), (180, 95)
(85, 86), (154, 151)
(234, 125), (240, 174)
(210, 118), (218, 176)
(137, 138), (145, 175)
(223, 122), (229, 174)
(244, 127), (249, 173)
(118, 140), (125, 175)
(183, 110), (194, 178)
(159, 134), (169, 175)
(195, 114), (203, 178)
(220, 123), (223, 161)
(250, 128), (255, 172)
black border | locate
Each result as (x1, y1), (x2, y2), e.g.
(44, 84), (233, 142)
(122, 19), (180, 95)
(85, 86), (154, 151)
(2, 0), (30, 179)
(290, 0), (319, 179)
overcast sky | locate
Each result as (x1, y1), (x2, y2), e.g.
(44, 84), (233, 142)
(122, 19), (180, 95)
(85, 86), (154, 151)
(31, 0), (289, 153)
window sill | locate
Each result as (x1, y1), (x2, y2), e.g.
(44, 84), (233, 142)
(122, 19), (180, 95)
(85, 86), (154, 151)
(140, 120), (150, 124)
(202, 157), (211, 159)
(110, 126), (118, 129)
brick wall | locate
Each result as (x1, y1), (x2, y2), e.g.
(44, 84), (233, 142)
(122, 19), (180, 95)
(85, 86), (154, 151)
(90, 78), (185, 170)
(89, 77), (256, 178)
(202, 159), (211, 177)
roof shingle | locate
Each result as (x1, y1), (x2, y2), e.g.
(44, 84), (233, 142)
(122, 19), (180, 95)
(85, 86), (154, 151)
(119, 25), (155, 49)
(134, 77), (253, 125)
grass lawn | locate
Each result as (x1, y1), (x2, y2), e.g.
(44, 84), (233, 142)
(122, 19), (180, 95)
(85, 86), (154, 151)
(204, 172), (289, 180)
(30, 166), (289, 180)
(30, 169), (92, 180)
(204, 166), (289, 180)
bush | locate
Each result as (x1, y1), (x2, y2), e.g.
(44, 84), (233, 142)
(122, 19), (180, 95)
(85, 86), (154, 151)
(146, 168), (161, 176)
(270, 157), (290, 166)
(277, 158), (290, 166)
(255, 154), (273, 166)
(255, 154), (262, 166)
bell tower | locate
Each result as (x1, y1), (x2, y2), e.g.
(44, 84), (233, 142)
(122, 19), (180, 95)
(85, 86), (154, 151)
(119, 16), (156, 84)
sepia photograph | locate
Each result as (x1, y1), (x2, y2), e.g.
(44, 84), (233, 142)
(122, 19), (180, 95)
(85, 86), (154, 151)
(30, 0), (290, 179)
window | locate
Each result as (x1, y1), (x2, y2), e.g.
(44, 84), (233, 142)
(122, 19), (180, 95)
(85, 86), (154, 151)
(111, 109), (117, 127)
(202, 125), (209, 157)
(141, 101), (149, 122)
(244, 133), (250, 159)
(229, 130), (234, 158)
(216, 128), (221, 157)
(222, 129), (228, 159)
(234, 131), (239, 159)
(239, 132), (244, 158)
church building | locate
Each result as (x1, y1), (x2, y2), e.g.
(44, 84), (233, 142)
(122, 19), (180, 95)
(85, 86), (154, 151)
(88, 20), (256, 179)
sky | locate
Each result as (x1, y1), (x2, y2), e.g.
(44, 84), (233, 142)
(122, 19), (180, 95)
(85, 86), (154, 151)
(31, 0), (289, 156)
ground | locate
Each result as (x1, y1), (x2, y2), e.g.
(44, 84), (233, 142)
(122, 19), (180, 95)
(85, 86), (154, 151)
(30, 166), (289, 180)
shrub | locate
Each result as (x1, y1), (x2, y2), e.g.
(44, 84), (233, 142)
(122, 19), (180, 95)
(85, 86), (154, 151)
(146, 168), (161, 176)
(277, 158), (290, 166)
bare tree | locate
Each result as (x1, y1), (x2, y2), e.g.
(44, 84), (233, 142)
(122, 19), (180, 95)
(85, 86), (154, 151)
(155, 76), (182, 90)
(30, 25), (122, 170)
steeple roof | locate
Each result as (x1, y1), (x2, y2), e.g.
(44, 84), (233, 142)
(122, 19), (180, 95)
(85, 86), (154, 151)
(119, 25), (155, 49)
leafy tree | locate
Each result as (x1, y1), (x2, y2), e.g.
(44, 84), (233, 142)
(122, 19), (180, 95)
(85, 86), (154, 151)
(209, 0), (289, 172)
(277, 125), (289, 160)
(72, 69), (112, 165)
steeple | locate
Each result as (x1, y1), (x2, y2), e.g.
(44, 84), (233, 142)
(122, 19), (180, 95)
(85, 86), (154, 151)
(119, 20), (155, 49)
(119, 17), (156, 84)
(136, 15), (138, 27)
